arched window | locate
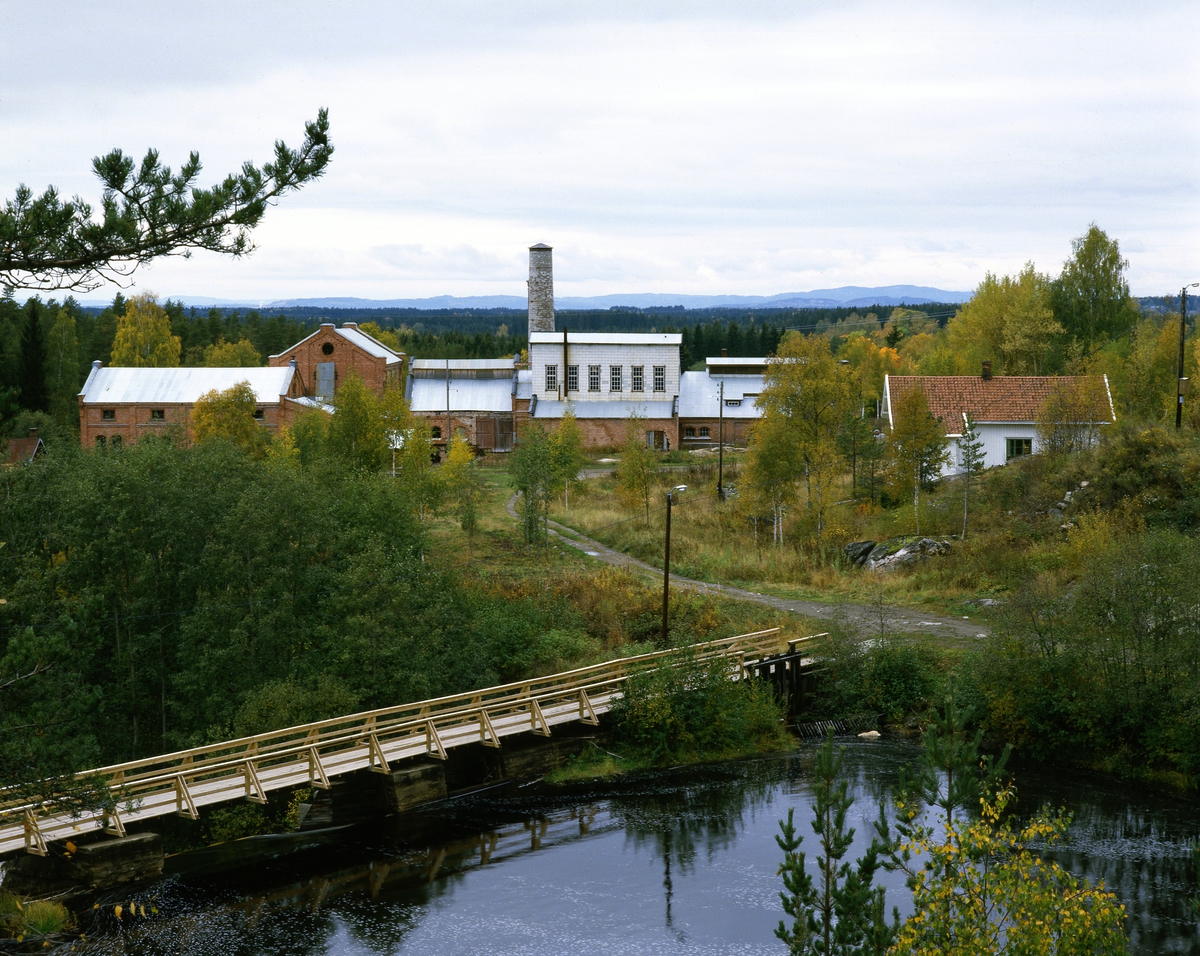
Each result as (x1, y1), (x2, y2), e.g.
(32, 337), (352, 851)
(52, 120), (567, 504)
(95, 435), (106, 448)
(431, 426), (442, 439)
(111, 435), (122, 448)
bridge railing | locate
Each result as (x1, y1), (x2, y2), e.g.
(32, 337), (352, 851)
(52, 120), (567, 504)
(1, 628), (794, 856)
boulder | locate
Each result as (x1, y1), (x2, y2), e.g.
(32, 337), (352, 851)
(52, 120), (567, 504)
(866, 537), (952, 572)
(843, 541), (876, 567)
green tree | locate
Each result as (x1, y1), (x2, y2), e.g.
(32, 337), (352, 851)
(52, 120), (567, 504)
(1052, 224), (1139, 353)
(743, 413), (799, 547)
(191, 381), (265, 455)
(550, 409), (587, 511)
(45, 308), (79, 427)
(616, 412), (657, 524)
(760, 332), (851, 505)
(203, 338), (261, 367)
(836, 410), (874, 499)
(290, 406), (330, 467)
(948, 263), (1062, 375)
(328, 372), (387, 470)
(443, 435), (483, 555)
(17, 300), (48, 411)
(776, 733), (897, 955)
(110, 293), (181, 367)
(396, 416), (441, 524)
(511, 421), (554, 545)
(1, 111), (332, 292)
(887, 386), (948, 534)
(957, 412), (985, 539)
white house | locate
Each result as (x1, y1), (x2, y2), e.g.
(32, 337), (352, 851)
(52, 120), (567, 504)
(883, 369), (1115, 475)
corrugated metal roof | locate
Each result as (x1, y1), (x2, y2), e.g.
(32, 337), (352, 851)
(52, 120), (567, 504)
(410, 358), (516, 371)
(409, 378), (513, 413)
(80, 366), (295, 405)
(529, 332), (682, 346)
(678, 371), (764, 418)
(515, 369), (532, 400)
(336, 326), (403, 362)
(533, 400), (675, 420)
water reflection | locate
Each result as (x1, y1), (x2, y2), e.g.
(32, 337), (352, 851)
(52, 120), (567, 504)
(65, 742), (1200, 955)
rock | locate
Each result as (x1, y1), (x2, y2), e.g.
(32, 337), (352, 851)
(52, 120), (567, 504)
(1079, 480), (1089, 488)
(857, 730), (881, 739)
(1055, 501), (1068, 510)
(1048, 507), (1064, 519)
(844, 540), (876, 567)
(866, 536), (952, 572)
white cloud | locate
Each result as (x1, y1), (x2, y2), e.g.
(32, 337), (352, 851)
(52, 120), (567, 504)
(2, 0), (1196, 299)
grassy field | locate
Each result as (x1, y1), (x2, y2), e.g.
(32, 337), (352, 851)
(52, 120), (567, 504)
(539, 449), (1085, 621)
(419, 457), (825, 666)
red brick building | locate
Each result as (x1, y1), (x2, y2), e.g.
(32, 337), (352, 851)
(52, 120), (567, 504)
(77, 322), (407, 449)
(268, 322), (405, 399)
(78, 364), (304, 448)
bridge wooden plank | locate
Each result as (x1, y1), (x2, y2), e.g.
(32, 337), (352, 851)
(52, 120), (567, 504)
(0, 630), (792, 856)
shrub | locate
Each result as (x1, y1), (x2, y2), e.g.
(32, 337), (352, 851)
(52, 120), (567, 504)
(612, 653), (788, 763)
(811, 631), (945, 722)
(20, 900), (71, 936)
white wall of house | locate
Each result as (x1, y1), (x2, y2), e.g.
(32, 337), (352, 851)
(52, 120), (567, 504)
(944, 422), (1041, 475)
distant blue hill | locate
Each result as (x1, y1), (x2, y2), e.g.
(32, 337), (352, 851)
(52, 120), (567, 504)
(69, 285), (972, 311)
(260, 285), (971, 310)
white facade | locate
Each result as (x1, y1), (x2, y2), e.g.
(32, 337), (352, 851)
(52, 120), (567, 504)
(528, 332), (682, 406)
(943, 420), (1041, 475)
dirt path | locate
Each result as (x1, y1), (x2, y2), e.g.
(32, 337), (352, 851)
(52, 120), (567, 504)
(505, 493), (988, 640)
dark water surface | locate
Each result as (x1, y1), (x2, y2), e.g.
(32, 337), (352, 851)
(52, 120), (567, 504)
(70, 739), (1199, 954)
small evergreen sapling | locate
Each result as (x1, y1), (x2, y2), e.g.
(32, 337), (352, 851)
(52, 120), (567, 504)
(956, 413), (985, 539)
(776, 732), (898, 955)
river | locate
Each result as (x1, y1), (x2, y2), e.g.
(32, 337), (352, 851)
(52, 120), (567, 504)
(69, 738), (1199, 954)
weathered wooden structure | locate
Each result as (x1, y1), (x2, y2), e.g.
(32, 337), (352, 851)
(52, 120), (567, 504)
(1, 629), (805, 862)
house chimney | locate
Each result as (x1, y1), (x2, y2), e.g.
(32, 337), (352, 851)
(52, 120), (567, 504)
(28, 427), (37, 438)
(981, 360), (993, 381)
(527, 243), (555, 334)
(342, 322), (358, 329)
(721, 348), (727, 358)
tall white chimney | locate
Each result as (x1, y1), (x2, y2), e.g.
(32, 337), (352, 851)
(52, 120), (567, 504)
(527, 243), (554, 334)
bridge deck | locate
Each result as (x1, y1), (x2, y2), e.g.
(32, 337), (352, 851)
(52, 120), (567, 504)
(1, 629), (796, 858)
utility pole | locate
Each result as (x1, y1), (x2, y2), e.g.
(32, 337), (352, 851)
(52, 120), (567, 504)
(662, 485), (687, 645)
(1178, 285), (1197, 429)
(445, 356), (451, 450)
(717, 380), (724, 499)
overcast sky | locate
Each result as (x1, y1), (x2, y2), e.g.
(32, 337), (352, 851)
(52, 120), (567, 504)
(3, 1), (1197, 301)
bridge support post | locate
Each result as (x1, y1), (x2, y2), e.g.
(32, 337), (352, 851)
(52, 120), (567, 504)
(4, 833), (164, 895)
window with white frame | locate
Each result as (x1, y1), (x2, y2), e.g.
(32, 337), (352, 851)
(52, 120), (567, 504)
(699, 426), (710, 438)
(545, 364), (558, 391)
(588, 365), (601, 392)
(631, 366), (645, 392)
(653, 365), (666, 392)
(567, 365), (579, 391)
(609, 365), (622, 392)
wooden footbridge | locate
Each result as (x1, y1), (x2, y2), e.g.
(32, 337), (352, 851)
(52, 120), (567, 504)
(2, 628), (814, 858)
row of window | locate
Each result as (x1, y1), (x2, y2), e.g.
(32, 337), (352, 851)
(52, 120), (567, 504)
(99, 409), (265, 422)
(683, 426), (711, 439)
(544, 364), (666, 393)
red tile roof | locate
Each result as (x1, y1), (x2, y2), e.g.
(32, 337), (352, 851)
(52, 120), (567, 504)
(3, 437), (44, 466)
(886, 375), (1114, 433)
